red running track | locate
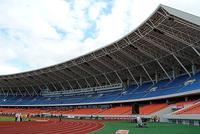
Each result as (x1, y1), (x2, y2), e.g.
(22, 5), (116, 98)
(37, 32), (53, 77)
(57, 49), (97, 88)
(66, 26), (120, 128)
(0, 119), (104, 134)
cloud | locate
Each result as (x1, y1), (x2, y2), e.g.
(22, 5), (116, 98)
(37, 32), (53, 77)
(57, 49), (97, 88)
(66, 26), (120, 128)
(0, 0), (200, 75)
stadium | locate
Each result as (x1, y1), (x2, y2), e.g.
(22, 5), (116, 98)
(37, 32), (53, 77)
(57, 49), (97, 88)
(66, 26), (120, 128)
(0, 4), (200, 134)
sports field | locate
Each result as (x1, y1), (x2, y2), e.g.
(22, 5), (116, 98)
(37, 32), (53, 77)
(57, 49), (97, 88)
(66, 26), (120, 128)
(0, 116), (15, 121)
(0, 116), (200, 134)
(92, 121), (200, 134)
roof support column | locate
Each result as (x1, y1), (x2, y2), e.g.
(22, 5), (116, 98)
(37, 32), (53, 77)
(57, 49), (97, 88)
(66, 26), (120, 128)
(192, 64), (196, 75)
(172, 54), (191, 77)
(155, 71), (158, 83)
(141, 64), (154, 84)
(172, 68), (175, 79)
(6, 90), (9, 96)
(127, 68), (139, 87)
(140, 75), (142, 86)
(156, 59), (172, 80)
(38, 85), (43, 96)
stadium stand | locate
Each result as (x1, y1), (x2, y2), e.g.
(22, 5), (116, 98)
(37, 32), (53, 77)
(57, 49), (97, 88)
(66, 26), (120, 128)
(0, 4), (200, 126)
(64, 108), (103, 115)
(174, 102), (200, 114)
(0, 72), (200, 106)
(175, 100), (195, 107)
(98, 106), (132, 115)
(139, 103), (168, 115)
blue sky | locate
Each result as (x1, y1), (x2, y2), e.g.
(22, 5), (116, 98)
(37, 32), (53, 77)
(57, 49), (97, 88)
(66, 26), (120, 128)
(0, 0), (200, 75)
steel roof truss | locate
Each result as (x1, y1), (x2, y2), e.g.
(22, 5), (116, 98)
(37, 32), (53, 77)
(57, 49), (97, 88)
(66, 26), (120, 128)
(84, 78), (91, 88)
(31, 86), (38, 96)
(59, 81), (65, 91)
(67, 80), (73, 90)
(24, 86), (31, 96)
(127, 68), (139, 87)
(172, 54), (191, 77)
(141, 64), (154, 84)
(156, 59), (172, 80)
(76, 80), (82, 89)
(1, 87), (5, 96)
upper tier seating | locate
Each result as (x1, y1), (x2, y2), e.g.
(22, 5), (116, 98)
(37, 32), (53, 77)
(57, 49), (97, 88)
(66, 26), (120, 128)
(0, 72), (200, 106)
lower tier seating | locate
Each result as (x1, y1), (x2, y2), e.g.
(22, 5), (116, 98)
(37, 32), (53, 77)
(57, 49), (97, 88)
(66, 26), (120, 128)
(139, 103), (168, 115)
(0, 106), (132, 115)
(98, 106), (132, 115)
(175, 102), (200, 114)
(64, 108), (103, 115)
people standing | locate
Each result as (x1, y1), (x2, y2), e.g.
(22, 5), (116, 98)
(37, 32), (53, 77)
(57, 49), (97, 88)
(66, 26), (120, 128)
(15, 113), (18, 122)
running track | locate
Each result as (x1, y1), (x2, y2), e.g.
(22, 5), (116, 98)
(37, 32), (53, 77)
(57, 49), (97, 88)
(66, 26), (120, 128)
(0, 119), (104, 134)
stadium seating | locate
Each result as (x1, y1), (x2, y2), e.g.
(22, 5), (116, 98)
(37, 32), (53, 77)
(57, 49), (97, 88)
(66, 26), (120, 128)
(175, 100), (195, 107)
(98, 106), (132, 115)
(0, 101), (199, 116)
(0, 106), (132, 115)
(63, 108), (103, 115)
(139, 103), (168, 115)
(0, 72), (200, 106)
(174, 102), (200, 114)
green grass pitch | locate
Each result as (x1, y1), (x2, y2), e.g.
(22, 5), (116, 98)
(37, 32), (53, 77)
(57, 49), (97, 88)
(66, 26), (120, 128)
(0, 116), (15, 121)
(91, 121), (200, 134)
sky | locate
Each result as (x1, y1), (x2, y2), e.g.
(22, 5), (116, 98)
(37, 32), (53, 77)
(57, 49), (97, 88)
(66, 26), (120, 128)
(0, 0), (200, 75)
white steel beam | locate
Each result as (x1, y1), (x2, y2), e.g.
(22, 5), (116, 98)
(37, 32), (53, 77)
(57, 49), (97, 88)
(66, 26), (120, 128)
(127, 68), (139, 87)
(76, 80), (82, 89)
(141, 64), (154, 84)
(17, 87), (23, 96)
(94, 76), (101, 86)
(172, 54), (191, 77)
(103, 73), (111, 85)
(115, 71), (123, 83)
(52, 83), (58, 91)
(31, 86), (38, 96)
(67, 80), (73, 90)
(85, 78), (91, 88)
(59, 82), (66, 91)
(156, 59), (172, 80)
(1, 87), (5, 96)
(24, 87), (31, 96)
(9, 87), (14, 96)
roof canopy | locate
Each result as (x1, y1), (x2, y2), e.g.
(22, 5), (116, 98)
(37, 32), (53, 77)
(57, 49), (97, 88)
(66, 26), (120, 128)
(0, 5), (200, 95)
